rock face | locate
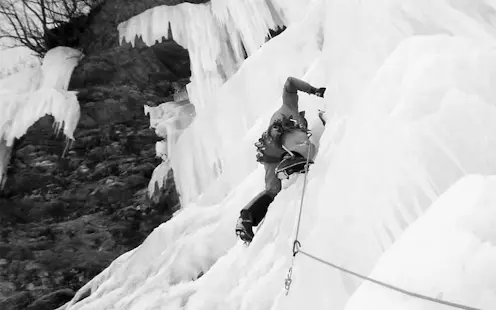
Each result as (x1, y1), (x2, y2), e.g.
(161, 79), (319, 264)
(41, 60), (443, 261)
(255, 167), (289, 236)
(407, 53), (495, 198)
(0, 116), (180, 310)
(0, 1), (195, 309)
(71, 40), (191, 94)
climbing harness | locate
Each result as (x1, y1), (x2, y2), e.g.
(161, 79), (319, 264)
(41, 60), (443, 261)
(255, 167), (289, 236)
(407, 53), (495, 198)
(283, 140), (482, 310)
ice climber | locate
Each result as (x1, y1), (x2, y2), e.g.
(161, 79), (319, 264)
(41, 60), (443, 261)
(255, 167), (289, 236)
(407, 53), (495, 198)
(235, 76), (326, 243)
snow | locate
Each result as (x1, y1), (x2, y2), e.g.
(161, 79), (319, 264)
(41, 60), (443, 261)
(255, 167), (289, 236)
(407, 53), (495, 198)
(63, 0), (496, 309)
(0, 46), (83, 187)
(344, 175), (496, 310)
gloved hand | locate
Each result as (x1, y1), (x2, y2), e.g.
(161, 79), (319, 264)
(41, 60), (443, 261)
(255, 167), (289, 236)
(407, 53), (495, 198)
(314, 87), (326, 98)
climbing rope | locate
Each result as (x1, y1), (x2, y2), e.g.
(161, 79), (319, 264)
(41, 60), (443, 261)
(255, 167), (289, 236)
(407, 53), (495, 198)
(283, 138), (482, 310)
(284, 137), (312, 296)
(296, 250), (481, 310)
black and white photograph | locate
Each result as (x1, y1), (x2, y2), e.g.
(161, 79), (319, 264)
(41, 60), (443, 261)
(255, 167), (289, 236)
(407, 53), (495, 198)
(0, 0), (494, 309)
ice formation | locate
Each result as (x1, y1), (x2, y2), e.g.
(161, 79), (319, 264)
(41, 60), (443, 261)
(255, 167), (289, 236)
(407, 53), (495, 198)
(0, 46), (83, 188)
(144, 99), (195, 197)
(61, 0), (496, 309)
(119, 0), (315, 205)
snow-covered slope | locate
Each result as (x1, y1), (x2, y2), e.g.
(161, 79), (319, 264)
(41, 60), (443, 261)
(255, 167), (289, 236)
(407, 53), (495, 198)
(63, 0), (496, 309)
(345, 174), (496, 310)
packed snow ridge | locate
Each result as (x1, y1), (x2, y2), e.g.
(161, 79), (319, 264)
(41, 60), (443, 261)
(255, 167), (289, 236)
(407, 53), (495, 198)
(43, 0), (496, 309)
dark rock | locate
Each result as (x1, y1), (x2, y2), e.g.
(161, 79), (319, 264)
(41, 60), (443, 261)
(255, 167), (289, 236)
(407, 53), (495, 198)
(0, 119), (181, 310)
(77, 85), (166, 129)
(78, 109), (99, 128)
(130, 162), (157, 177)
(28, 202), (68, 222)
(16, 145), (37, 158)
(0, 199), (31, 223)
(26, 288), (75, 310)
(0, 291), (32, 310)
(151, 41), (191, 78)
(91, 99), (134, 124)
(6, 245), (34, 261)
(0, 243), (12, 258)
(44, 15), (91, 51)
(70, 42), (188, 93)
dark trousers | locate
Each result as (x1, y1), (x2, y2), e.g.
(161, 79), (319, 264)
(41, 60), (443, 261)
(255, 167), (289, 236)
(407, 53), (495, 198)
(240, 162), (281, 225)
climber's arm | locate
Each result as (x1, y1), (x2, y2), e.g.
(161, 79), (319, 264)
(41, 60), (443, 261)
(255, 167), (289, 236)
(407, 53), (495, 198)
(284, 76), (316, 94)
(282, 77), (326, 109)
(284, 76), (326, 97)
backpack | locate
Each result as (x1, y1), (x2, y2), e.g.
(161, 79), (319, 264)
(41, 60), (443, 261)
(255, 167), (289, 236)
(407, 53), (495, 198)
(255, 112), (309, 164)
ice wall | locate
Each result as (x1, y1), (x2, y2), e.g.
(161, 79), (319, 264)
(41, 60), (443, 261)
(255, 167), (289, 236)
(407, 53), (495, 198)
(0, 46), (83, 188)
(63, 0), (496, 309)
(118, 0), (314, 205)
(344, 175), (496, 310)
